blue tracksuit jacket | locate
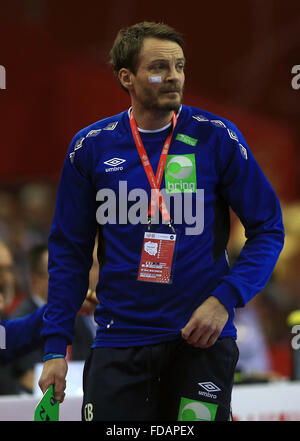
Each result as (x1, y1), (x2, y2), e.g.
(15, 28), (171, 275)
(41, 104), (284, 356)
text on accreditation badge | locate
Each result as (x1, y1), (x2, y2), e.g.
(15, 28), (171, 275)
(138, 232), (177, 284)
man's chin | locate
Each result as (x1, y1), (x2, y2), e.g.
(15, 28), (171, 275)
(157, 96), (182, 112)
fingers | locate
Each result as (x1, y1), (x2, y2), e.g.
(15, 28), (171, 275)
(193, 330), (219, 348)
(181, 319), (221, 349)
(39, 377), (66, 403)
(38, 359), (68, 403)
(39, 378), (65, 403)
(38, 375), (53, 396)
(181, 297), (229, 349)
(181, 322), (193, 342)
(182, 327), (218, 348)
(53, 375), (67, 403)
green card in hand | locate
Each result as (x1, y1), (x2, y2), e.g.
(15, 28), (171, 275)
(34, 385), (59, 421)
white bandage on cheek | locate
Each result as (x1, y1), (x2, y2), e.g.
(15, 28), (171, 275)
(148, 75), (162, 83)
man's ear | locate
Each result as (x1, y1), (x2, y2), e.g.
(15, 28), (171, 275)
(118, 68), (134, 92)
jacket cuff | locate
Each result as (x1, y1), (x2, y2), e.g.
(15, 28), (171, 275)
(211, 281), (243, 313)
(44, 336), (68, 357)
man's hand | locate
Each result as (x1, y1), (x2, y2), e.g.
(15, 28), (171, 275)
(181, 296), (229, 348)
(38, 358), (68, 403)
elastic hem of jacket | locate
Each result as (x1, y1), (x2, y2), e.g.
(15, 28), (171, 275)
(43, 353), (65, 362)
(91, 328), (237, 348)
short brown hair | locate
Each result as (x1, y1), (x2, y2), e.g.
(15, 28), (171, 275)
(109, 22), (184, 92)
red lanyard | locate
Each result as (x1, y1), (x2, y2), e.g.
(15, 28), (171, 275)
(129, 110), (177, 224)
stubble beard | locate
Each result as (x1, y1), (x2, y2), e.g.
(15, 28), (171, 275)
(141, 85), (184, 114)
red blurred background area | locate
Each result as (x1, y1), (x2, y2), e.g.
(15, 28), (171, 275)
(0, 0), (299, 196)
(0, 0), (300, 379)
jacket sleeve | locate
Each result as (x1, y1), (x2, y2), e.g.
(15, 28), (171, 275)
(41, 134), (98, 356)
(0, 306), (45, 364)
(211, 123), (285, 311)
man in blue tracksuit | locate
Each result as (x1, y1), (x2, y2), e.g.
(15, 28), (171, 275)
(0, 275), (97, 366)
(0, 305), (45, 364)
(38, 22), (284, 421)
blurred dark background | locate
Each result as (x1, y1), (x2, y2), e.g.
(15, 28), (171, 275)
(0, 0), (299, 193)
(0, 0), (299, 387)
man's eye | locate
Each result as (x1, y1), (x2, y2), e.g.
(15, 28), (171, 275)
(152, 64), (165, 71)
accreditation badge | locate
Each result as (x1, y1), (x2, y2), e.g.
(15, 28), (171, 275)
(138, 230), (178, 284)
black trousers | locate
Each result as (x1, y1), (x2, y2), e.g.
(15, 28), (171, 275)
(81, 337), (239, 421)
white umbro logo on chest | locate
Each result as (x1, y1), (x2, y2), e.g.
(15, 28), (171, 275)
(104, 158), (126, 172)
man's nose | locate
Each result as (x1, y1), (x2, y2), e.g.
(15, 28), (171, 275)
(165, 65), (181, 82)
